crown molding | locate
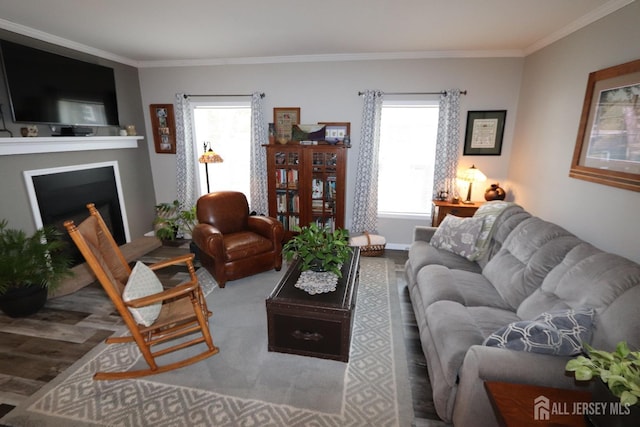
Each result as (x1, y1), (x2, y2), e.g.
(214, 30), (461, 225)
(524, 0), (635, 55)
(0, 18), (139, 67)
(137, 49), (525, 68)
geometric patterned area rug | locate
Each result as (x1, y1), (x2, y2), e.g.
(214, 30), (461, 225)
(1, 257), (413, 427)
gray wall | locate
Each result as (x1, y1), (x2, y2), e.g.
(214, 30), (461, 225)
(139, 57), (524, 246)
(0, 31), (157, 238)
(508, 1), (640, 263)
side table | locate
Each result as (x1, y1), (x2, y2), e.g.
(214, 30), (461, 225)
(431, 200), (483, 226)
(485, 381), (591, 427)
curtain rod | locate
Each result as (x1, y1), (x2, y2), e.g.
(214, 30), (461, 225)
(357, 90), (467, 96)
(184, 93), (265, 98)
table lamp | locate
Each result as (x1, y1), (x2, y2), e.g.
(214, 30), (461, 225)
(460, 164), (486, 203)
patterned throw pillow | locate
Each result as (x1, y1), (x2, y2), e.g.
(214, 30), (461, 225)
(483, 307), (595, 356)
(430, 214), (485, 260)
(122, 261), (163, 327)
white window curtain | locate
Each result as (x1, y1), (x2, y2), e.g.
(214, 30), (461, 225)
(249, 92), (269, 215)
(351, 90), (383, 234)
(174, 93), (199, 209)
(432, 89), (463, 199)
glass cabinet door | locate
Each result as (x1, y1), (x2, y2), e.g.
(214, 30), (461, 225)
(274, 149), (300, 231)
(310, 151), (338, 231)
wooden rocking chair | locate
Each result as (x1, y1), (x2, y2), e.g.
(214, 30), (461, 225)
(64, 203), (219, 380)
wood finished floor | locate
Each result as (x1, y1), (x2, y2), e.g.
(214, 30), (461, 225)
(0, 247), (445, 426)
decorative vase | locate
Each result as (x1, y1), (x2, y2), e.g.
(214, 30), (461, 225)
(0, 285), (48, 317)
(484, 183), (506, 201)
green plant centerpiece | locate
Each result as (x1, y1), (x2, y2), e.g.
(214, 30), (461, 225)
(0, 220), (72, 317)
(153, 200), (197, 241)
(565, 341), (640, 407)
(282, 223), (352, 277)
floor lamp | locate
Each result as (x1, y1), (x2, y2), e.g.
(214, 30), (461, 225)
(198, 142), (224, 193)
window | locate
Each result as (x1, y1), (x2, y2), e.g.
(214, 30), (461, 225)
(192, 102), (251, 201)
(378, 100), (439, 217)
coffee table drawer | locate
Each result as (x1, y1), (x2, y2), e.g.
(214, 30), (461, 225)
(268, 309), (351, 361)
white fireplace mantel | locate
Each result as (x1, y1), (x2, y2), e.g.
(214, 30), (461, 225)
(0, 135), (142, 156)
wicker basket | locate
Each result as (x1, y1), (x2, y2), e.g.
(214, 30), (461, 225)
(358, 232), (386, 257)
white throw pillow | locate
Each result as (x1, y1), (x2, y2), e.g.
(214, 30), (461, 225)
(122, 261), (163, 326)
(430, 214), (485, 260)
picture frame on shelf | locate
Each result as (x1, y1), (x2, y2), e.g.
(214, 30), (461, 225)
(273, 107), (300, 144)
(149, 104), (176, 154)
(319, 122), (350, 144)
(569, 58), (640, 192)
(463, 110), (506, 155)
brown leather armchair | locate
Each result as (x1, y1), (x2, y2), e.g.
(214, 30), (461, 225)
(192, 191), (284, 288)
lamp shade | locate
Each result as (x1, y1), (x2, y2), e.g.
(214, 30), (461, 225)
(198, 149), (223, 164)
(460, 164), (486, 183)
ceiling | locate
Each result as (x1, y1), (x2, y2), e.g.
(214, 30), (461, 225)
(0, 0), (634, 67)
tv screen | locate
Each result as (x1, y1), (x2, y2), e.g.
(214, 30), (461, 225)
(0, 40), (119, 127)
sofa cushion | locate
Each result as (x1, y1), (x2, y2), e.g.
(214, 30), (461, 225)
(483, 307), (595, 356)
(122, 261), (163, 327)
(416, 266), (513, 310)
(482, 217), (582, 310)
(430, 214), (485, 260)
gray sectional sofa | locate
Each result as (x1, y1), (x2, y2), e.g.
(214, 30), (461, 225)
(405, 202), (640, 426)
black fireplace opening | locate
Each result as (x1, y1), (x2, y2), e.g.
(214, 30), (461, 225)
(31, 166), (126, 267)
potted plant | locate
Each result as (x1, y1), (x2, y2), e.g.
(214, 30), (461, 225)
(0, 220), (72, 317)
(566, 341), (640, 426)
(153, 200), (197, 241)
(282, 223), (352, 277)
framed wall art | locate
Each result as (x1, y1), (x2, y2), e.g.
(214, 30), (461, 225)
(463, 110), (506, 155)
(569, 58), (640, 192)
(319, 122), (350, 144)
(273, 107), (300, 144)
(149, 104), (176, 154)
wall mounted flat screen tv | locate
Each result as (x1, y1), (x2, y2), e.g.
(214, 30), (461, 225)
(0, 40), (119, 127)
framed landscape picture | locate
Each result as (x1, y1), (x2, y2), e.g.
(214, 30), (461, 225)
(569, 58), (640, 192)
(463, 110), (506, 155)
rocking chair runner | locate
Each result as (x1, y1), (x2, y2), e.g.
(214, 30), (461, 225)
(64, 203), (219, 380)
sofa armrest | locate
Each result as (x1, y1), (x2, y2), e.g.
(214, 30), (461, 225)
(453, 345), (587, 427)
(192, 223), (225, 259)
(413, 225), (437, 242)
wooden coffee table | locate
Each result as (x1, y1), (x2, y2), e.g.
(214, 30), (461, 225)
(266, 247), (360, 362)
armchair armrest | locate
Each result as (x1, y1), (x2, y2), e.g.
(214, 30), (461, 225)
(192, 223), (225, 259)
(248, 215), (284, 242)
(124, 280), (199, 308)
(413, 225), (437, 242)
(147, 253), (195, 271)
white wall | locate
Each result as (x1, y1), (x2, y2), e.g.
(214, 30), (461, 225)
(139, 57), (523, 245)
(508, 1), (640, 263)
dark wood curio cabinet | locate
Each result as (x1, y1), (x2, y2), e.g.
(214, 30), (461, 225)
(265, 144), (347, 240)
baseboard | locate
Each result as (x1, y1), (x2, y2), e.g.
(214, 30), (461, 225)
(385, 243), (410, 251)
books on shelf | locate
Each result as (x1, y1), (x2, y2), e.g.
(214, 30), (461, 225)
(275, 169), (298, 189)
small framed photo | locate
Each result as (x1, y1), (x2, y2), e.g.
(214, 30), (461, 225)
(273, 107), (300, 144)
(318, 122), (350, 144)
(149, 104), (176, 154)
(463, 110), (506, 155)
